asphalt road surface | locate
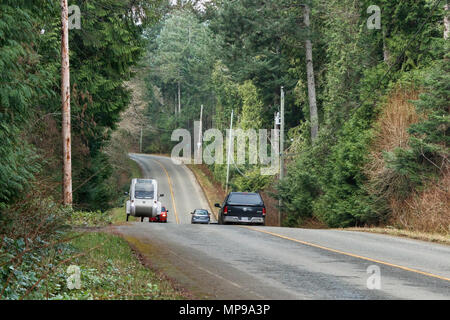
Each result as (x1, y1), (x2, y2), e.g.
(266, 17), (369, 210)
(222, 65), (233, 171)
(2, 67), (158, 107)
(129, 153), (214, 225)
(117, 154), (450, 300)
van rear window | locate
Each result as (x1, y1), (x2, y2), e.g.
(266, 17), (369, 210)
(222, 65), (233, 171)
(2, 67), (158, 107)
(228, 194), (263, 206)
(136, 183), (154, 192)
(135, 183), (154, 199)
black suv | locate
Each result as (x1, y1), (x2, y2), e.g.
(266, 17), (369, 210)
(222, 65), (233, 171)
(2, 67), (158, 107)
(215, 192), (266, 225)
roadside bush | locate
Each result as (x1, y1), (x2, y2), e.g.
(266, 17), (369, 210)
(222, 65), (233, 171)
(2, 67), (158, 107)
(231, 168), (273, 192)
(370, 55), (450, 233)
(0, 184), (73, 299)
(68, 210), (112, 228)
(278, 156), (321, 227)
(387, 56), (449, 188)
(42, 232), (183, 300)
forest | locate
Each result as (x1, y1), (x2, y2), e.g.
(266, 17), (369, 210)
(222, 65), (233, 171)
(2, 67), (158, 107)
(0, 0), (165, 299)
(1, 0), (449, 230)
(0, 0), (448, 299)
(142, 0), (449, 231)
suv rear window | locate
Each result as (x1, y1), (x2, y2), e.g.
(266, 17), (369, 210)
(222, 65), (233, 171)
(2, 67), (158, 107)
(228, 193), (263, 206)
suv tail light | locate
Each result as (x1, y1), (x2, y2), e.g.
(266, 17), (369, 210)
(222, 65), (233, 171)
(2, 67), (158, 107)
(223, 206), (228, 214)
(262, 207), (266, 216)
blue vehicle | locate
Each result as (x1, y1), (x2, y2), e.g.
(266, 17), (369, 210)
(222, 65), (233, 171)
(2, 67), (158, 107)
(190, 209), (211, 224)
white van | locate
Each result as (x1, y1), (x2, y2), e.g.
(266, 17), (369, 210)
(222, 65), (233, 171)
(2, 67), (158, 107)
(126, 179), (163, 222)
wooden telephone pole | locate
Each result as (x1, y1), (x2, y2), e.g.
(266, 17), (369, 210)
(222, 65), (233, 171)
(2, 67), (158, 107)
(196, 104), (203, 162)
(61, 0), (72, 205)
(225, 109), (234, 194)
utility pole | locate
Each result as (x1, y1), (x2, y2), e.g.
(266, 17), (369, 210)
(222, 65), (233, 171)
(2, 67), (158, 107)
(274, 110), (281, 226)
(140, 128), (143, 153)
(279, 87), (285, 182)
(196, 104), (203, 162)
(304, 4), (319, 142)
(61, 0), (72, 206)
(279, 87), (285, 226)
(178, 81), (181, 114)
(274, 111), (281, 159)
(225, 109), (234, 194)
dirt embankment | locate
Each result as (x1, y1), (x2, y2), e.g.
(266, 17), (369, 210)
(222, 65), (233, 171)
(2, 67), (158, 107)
(365, 88), (449, 235)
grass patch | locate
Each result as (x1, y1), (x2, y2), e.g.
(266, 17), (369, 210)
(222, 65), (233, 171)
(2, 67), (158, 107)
(108, 205), (140, 224)
(39, 232), (187, 300)
(129, 157), (142, 179)
(107, 157), (143, 225)
(344, 227), (450, 245)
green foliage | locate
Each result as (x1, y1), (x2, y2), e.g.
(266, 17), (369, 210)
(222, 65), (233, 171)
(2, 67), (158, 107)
(0, 192), (72, 300)
(54, 232), (185, 300)
(0, 0), (163, 211)
(2, 232), (185, 300)
(0, 1), (51, 208)
(238, 80), (264, 130)
(144, 8), (216, 151)
(152, 9), (214, 87)
(276, 0), (448, 228)
(66, 0), (163, 210)
(1, 236), (75, 300)
(209, 0), (303, 128)
(0, 0), (166, 300)
(211, 61), (242, 130)
(231, 169), (273, 193)
(139, 1), (447, 229)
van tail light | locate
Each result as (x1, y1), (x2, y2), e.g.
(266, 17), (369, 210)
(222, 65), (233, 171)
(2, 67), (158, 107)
(262, 207), (266, 216)
(223, 206), (228, 214)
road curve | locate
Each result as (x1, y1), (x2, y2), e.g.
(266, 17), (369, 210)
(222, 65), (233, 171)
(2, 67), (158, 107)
(117, 154), (450, 300)
(129, 153), (214, 225)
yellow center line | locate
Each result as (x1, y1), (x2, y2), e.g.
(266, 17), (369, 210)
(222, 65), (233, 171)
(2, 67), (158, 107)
(151, 158), (179, 225)
(243, 226), (450, 282)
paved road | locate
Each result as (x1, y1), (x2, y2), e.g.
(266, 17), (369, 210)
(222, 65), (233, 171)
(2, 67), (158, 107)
(129, 153), (214, 225)
(117, 154), (450, 300)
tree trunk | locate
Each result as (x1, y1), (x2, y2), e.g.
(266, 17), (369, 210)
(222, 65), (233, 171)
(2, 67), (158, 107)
(174, 94), (177, 114)
(304, 5), (319, 142)
(61, 0), (72, 206)
(444, 3), (449, 40)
